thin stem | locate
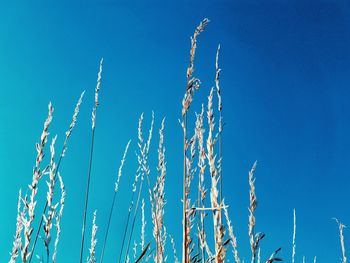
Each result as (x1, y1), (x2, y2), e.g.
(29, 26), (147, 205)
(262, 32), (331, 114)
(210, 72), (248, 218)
(80, 58), (103, 263)
(118, 191), (135, 263)
(28, 91), (85, 263)
(182, 115), (188, 263)
(79, 128), (96, 263)
(100, 140), (130, 263)
(292, 209), (296, 263)
(99, 191), (117, 263)
(124, 178), (144, 262)
(28, 153), (64, 263)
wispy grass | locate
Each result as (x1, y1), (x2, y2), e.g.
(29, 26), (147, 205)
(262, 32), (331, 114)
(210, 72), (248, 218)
(181, 18), (209, 263)
(29, 90), (85, 263)
(79, 59), (103, 263)
(334, 218), (347, 263)
(7, 18), (348, 263)
(99, 140), (131, 263)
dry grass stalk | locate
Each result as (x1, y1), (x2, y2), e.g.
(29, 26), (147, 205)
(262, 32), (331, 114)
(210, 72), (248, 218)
(100, 140), (131, 263)
(133, 241), (137, 260)
(62, 90), (85, 157)
(52, 173), (65, 263)
(80, 59), (103, 263)
(292, 209), (296, 263)
(30, 90), (85, 262)
(118, 114), (145, 263)
(125, 113), (154, 262)
(88, 210), (98, 263)
(314, 256), (317, 263)
(215, 44), (223, 207)
(182, 18), (209, 263)
(141, 198), (146, 250)
(334, 218), (347, 263)
(196, 105), (207, 262)
(223, 201), (241, 263)
(248, 161), (264, 263)
(43, 135), (59, 260)
(181, 18), (209, 117)
(207, 87), (225, 262)
(185, 124), (198, 261)
(266, 248), (282, 263)
(152, 118), (167, 263)
(92, 59), (103, 129)
(115, 140), (131, 193)
(21, 102), (54, 263)
(258, 248), (261, 263)
(9, 190), (24, 263)
(170, 234), (180, 263)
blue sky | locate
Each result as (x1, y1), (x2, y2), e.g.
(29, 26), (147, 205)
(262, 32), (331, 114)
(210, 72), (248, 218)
(0, 1), (349, 262)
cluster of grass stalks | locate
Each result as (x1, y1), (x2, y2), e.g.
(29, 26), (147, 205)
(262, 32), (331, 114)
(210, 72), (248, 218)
(7, 19), (347, 263)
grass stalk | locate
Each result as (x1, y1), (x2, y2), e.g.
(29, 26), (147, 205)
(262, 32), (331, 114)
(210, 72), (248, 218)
(29, 90), (85, 263)
(207, 87), (225, 262)
(152, 118), (166, 263)
(292, 209), (296, 263)
(9, 189), (23, 263)
(43, 135), (58, 262)
(52, 173), (66, 263)
(79, 59), (103, 263)
(22, 102), (54, 263)
(181, 18), (209, 263)
(99, 140), (131, 263)
(215, 44), (223, 211)
(124, 113), (154, 262)
(88, 210), (98, 263)
(196, 105), (206, 262)
(248, 161), (264, 263)
(334, 218), (347, 263)
(223, 201), (241, 263)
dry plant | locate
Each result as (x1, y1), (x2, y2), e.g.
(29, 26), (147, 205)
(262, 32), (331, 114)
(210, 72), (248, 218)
(292, 209), (296, 263)
(88, 211), (98, 263)
(248, 161), (265, 263)
(7, 18), (348, 263)
(100, 140), (131, 263)
(80, 58), (103, 263)
(152, 118), (167, 263)
(9, 190), (24, 263)
(181, 18), (209, 263)
(21, 102), (54, 263)
(334, 218), (347, 263)
(52, 173), (65, 263)
(29, 90), (85, 263)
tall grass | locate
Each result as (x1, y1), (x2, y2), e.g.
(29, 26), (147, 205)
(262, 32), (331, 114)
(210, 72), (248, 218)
(7, 19), (348, 263)
(80, 58), (103, 263)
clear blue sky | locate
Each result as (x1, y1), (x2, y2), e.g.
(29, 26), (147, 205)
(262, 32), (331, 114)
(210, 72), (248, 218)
(0, 1), (349, 262)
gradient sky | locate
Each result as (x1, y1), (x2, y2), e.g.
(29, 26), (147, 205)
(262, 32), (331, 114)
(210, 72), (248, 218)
(1, 1), (350, 262)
